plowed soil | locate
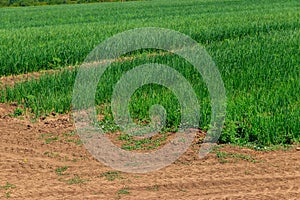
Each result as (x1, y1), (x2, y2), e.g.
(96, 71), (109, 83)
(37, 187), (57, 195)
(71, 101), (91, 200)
(0, 103), (299, 200)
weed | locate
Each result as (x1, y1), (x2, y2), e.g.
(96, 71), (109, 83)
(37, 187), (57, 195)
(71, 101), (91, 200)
(244, 170), (251, 175)
(44, 136), (59, 144)
(118, 133), (168, 151)
(65, 139), (82, 146)
(216, 151), (229, 163)
(117, 188), (129, 195)
(1, 182), (15, 199)
(63, 131), (76, 137)
(39, 133), (53, 139)
(12, 107), (23, 117)
(43, 151), (60, 158)
(100, 171), (122, 181)
(5, 191), (11, 198)
(1, 182), (16, 190)
(55, 166), (69, 176)
(216, 151), (256, 163)
(98, 119), (120, 133)
(66, 175), (89, 185)
(39, 133), (59, 145)
(146, 185), (159, 191)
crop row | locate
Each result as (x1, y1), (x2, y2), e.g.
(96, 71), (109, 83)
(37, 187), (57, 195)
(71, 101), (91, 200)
(0, 0), (299, 146)
(1, 28), (299, 145)
(0, 0), (299, 76)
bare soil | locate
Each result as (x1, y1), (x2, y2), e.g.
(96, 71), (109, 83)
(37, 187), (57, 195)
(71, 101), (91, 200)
(0, 67), (75, 88)
(0, 103), (299, 200)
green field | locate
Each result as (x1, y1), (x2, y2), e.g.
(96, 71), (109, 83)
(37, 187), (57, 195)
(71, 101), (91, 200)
(0, 0), (299, 147)
(0, 0), (135, 7)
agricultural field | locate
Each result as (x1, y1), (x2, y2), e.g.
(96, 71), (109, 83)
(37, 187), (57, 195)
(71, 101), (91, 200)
(0, 0), (300, 199)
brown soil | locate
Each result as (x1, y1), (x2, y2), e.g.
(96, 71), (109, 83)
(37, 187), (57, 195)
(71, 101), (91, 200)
(0, 103), (299, 200)
(0, 67), (75, 88)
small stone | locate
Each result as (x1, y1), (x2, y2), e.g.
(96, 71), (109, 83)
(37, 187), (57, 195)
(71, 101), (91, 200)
(296, 147), (300, 151)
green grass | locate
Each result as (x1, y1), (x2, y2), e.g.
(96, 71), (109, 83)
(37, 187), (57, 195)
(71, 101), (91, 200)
(0, 0), (136, 8)
(0, 0), (299, 76)
(0, 0), (299, 146)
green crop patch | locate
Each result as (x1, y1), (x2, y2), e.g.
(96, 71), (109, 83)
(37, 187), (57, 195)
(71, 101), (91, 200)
(55, 166), (69, 176)
(0, 0), (299, 147)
